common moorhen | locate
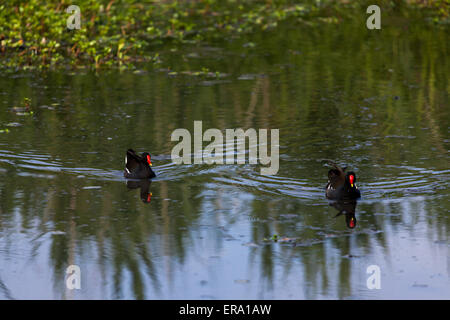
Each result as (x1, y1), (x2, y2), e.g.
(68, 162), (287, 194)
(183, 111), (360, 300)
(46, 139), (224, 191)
(325, 162), (361, 200)
(124, 149), (156, 179)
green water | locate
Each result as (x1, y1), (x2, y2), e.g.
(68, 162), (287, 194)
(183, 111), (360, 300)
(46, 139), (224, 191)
(0, 17), (448, 299)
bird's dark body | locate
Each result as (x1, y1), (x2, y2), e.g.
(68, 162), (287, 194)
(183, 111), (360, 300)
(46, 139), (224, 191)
(325, 163), (360, 200)
(124, 149), (156, 179)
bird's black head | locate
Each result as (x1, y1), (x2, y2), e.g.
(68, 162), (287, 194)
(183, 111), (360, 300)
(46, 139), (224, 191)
(141, 152), (152, 167)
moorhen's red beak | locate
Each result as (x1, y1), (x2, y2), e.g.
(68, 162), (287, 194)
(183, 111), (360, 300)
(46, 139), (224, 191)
(147, 155), (152, 166)
(349, 175), (354, 188)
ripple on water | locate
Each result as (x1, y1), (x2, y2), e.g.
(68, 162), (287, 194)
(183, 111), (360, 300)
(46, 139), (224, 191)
(0, 149), (448, 203)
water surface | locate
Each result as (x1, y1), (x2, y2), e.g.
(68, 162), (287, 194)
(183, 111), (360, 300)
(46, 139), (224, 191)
(0, 18), (448, 299)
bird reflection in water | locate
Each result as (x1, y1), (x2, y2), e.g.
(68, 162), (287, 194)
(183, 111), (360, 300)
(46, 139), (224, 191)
(329, 200), (358, 229)
(126, 179), (152, 203)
